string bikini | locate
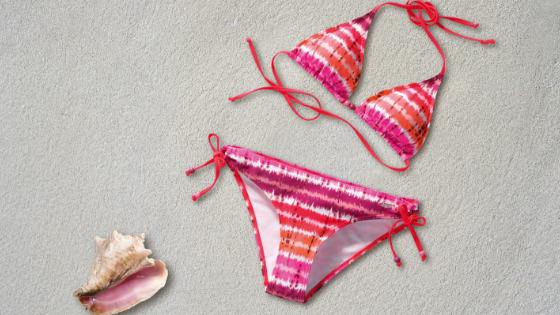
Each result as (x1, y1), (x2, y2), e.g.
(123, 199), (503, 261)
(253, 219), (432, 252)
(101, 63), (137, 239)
(229, 0), (495, 171)
(187, 134), (426, 303)
(186, 0), (494, 304)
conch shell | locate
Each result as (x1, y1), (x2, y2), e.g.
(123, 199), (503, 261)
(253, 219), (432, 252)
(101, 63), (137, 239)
(74, 231), (168, 314)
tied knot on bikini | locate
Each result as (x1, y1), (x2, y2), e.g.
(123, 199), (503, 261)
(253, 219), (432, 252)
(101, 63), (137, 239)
(212, 150), (226, 165)
(185, 133), (225, 201)
(388, 204), (427, 267)
(395, 0), (495, 45)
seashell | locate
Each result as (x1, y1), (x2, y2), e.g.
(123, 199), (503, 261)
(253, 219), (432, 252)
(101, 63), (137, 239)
(74, 231), (168, 314)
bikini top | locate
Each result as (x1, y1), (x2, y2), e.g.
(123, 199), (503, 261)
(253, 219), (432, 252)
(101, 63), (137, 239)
(229, 0), (495, 171)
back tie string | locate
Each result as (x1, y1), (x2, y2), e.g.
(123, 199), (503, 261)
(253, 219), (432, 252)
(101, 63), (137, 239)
(374, 0), (495, 73)
(228, 38), (410, 172)
(388, 204), (427, 267)
(186, 133), (226, 201)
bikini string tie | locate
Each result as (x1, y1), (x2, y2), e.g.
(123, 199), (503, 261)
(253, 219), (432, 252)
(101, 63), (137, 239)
(388, 204), (427, 267)
(228, 38), (410, 172)
(374, 0), (495, 73)
(186, 133), (226, 201)
(228, 38), (324, 122)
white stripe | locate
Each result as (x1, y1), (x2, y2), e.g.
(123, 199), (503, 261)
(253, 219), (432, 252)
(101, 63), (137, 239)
(275, 261), (309, 277)
(269, 194), (354, 222)
(278, 250), (311, 264)
(292, 241), (319, 252)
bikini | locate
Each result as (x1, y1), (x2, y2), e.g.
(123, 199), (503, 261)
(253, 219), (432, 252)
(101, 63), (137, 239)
(229, 0), (494, 171)
(186, 0), (494, 304)
(187, 134), (425, 303)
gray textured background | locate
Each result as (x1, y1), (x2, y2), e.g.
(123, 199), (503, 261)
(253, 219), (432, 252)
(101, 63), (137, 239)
(1, 0), (559, 314)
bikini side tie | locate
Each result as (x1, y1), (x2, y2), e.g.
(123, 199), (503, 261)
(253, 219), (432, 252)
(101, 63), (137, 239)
(186, 133), (225, 201)
(228, 38), (410, 172)
(388, 204), (427, 267)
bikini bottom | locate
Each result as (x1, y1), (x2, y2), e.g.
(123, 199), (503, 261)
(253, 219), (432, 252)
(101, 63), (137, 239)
(186, 134), (427, 303)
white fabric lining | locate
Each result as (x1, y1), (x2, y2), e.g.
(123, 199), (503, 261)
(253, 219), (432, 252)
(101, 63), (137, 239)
(239, 172), (397, 294)
(306, 218), (397, 292)
(239, 173), (280, 282)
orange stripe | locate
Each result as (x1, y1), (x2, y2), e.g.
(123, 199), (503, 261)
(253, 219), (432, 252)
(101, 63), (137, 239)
(368, 84), (434, 131)
(276, 213), (338, 237)
(313, 42), (360, 88)
(280, 229), (321, 247)
(280, 239), (317, 258)
(397, 86), (432, 127)
(373, 94), (425, 144)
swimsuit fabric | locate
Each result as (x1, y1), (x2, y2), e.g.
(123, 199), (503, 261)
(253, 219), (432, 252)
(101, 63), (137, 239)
(222, 144), (419, 302)
(288, 7), (443, 161)
(188, 0), (495, 303)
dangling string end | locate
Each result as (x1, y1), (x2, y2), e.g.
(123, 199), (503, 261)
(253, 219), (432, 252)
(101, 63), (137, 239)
(388, 204), (427, 267)
(378, 1), (495, 69)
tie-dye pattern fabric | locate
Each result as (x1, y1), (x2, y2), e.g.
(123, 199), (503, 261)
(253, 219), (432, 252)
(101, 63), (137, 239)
(355, 73), (443, 160)
(222, 144), (419, 303)
(289, 10), (375, 103)
(288, 8), (446, 164)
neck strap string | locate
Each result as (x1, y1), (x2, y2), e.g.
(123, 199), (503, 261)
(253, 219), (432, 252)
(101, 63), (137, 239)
(374, 0), (495, 74)
(388, 204), (427, 266)
(186, 133), (226, 201)
(229, 38), (410, 172)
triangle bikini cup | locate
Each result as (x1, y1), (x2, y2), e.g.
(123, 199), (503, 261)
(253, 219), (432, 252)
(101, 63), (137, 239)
(229, 0), (495, 171)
